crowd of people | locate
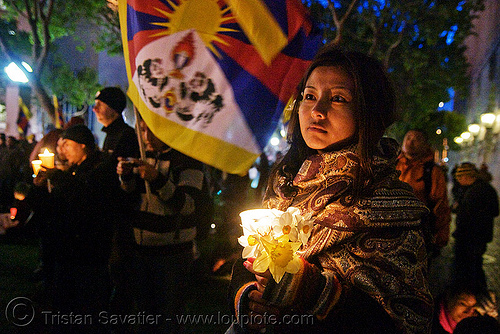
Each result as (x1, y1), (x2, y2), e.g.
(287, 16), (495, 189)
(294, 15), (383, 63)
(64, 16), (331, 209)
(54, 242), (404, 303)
(0, 87), (214, 334)
(0, 44), (499, 334)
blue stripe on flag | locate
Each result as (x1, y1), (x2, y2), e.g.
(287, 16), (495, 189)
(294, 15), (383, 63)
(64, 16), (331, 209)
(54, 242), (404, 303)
(127, 4), (168, 41)
(216, 54), (281, 149)
(282, 28), (323, 60)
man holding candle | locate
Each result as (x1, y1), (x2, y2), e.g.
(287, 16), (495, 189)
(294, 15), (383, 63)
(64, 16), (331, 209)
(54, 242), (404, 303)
(28, 124), (121, 330)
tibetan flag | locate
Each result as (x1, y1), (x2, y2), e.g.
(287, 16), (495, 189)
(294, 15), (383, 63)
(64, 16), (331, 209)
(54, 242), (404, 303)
(119, 0), (321, 175)
(17, 97), (32, 134)
(53, 95), (65, 129)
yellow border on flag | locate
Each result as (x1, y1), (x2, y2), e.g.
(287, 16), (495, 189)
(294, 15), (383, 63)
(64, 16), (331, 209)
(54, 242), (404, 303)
(226, 0), (288, 65)
(119, 0), (259, 176)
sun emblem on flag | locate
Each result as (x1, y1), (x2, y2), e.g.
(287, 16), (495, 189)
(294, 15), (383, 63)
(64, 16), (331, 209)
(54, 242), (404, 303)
(150, 0), (236, 57)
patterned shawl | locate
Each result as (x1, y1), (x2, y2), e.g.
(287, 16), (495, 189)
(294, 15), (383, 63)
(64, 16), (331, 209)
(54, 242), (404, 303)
(264, 139), (433, 333)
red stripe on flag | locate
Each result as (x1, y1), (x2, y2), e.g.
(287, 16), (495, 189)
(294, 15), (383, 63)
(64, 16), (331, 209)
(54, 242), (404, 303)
(127, 0), (172, 19)
(286, 0), (313, 41)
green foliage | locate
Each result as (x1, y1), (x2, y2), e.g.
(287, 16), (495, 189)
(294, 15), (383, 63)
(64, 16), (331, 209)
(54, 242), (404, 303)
(0, 0), (117, 121)
(41, 61), (101, 108)
(305, 0), (485, 150)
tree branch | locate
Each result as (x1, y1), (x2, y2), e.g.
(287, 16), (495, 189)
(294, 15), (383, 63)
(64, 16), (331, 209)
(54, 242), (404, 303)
(384, 22), (406, 69)
(328, 0), (359, 46)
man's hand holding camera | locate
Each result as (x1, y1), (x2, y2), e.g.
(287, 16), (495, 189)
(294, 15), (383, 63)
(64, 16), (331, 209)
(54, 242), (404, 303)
(117, 157), (159, 182)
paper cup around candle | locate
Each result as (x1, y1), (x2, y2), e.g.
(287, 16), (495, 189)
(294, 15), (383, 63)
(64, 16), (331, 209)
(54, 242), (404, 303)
(38, 149), (54, 169)
(32, 160), (43, 176)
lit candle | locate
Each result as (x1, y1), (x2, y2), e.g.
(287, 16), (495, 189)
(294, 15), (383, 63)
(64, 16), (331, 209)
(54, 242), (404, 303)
(32, 160), (42, 176)
(38, 149), (54, 169)
(10, 207), (17, 220)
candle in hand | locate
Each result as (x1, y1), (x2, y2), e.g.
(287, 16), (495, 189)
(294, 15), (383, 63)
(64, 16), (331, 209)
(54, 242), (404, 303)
(38, 149), (54, 169)
(32, 160), (42, 176)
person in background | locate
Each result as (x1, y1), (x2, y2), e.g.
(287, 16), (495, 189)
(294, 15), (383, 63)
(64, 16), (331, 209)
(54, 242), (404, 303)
(117, 118), (209, 333)
(93, 86), (140, 330)
(93, 86), (140, 161)
(432, 282), (483, 333)
(452, 162), (499, 289)
(228, 45), (433, 333)
(396, 129), (451, 259)
(0, 136), (25, 212)
(28, 124), (121, 333)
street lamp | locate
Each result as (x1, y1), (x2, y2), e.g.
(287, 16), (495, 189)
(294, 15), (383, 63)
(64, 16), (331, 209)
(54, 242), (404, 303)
(4, 61), (32, 83)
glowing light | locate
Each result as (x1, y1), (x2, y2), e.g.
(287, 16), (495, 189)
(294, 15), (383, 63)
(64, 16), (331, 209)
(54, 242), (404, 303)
(454, 137), (463, 144)
(211, 223), (216, 229)
(460, 131), (471, 140)
(436, 129), (442, 135)
(21, 62), (33, 72)
(270, 137), (280, 146)
(468, 124), (480, 136)
(438, 102), (444, 108)
(4, 62), (29, 83)
(480, 113), (496, 128)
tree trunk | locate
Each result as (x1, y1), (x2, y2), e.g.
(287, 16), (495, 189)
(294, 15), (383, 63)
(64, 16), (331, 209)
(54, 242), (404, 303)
(30, 78), (56, 125)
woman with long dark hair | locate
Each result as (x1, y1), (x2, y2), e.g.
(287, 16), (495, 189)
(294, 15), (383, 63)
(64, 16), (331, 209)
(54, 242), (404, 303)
(228, 45), (433, 333)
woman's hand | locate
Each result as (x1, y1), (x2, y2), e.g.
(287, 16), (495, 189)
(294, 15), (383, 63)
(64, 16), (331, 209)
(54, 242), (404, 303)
(244, 258), (271, 292)
(243, 257), (280, 330)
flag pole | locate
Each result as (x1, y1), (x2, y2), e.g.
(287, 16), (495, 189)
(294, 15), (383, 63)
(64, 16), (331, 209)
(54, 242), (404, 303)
(134, 106), (151, 205)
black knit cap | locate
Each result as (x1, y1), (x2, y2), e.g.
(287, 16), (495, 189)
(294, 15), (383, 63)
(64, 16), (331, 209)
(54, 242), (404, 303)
(61, 125), (96, 150)
(95, 87), (127, 113)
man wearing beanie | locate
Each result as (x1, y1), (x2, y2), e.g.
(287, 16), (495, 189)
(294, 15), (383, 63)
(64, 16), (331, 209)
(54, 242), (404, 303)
(27, 124), (122, 331)
(94, 87), (140, 328)
(93, 86), (140, 161)
(452, 162), (499, 289)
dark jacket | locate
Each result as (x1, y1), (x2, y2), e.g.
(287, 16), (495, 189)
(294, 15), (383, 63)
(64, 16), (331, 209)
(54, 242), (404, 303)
(28, 151), (121, 265)
(102, 116), (140, 160)
(453, 179), (499, 244)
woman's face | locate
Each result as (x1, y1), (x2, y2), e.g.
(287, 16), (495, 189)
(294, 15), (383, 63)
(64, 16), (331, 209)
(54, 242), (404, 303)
(299, 66), (357, 153)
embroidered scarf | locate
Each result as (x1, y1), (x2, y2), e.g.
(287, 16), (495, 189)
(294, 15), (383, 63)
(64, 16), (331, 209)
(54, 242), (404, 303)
(264, 139), (433, 333)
